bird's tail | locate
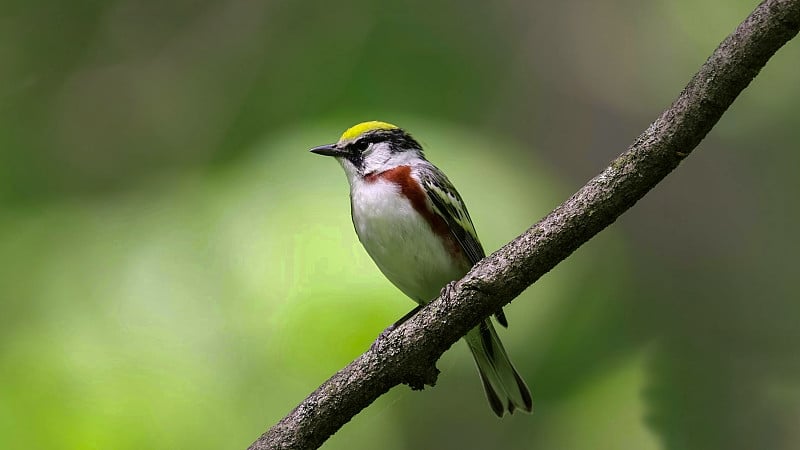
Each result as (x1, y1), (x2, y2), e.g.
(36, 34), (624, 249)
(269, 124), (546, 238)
(465, 319), (532, 417)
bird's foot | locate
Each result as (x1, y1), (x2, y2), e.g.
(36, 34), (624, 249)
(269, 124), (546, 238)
(439, 281), (457, 302)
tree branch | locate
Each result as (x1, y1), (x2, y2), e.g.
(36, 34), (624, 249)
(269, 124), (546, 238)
(250, 1), (800, 448)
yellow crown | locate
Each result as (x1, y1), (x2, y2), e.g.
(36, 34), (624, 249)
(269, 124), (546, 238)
(339, 121), (399, 142)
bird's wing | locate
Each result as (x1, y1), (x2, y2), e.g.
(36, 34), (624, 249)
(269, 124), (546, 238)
(418, 166), (509, 328)
(418, 166), (486, 265)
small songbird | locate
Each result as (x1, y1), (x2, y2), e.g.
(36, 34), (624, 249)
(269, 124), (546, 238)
(310, 121), (532, 416)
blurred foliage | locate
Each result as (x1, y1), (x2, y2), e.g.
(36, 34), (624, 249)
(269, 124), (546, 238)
(1, 1), (799, 449)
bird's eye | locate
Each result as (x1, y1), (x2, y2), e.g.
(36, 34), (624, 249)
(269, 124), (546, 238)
(353, 140), (369, 152)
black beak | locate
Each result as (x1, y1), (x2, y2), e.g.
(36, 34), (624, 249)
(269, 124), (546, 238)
(310, 144), (348, 157)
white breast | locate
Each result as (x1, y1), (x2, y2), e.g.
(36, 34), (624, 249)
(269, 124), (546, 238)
(349, 176), (465, 304)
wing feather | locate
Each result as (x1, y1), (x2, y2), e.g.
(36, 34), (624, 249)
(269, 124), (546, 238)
(418, 167), (485, 265)
(418, 165), (509, 327)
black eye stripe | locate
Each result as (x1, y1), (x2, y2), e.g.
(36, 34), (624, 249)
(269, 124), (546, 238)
(350, 129), (423, 154)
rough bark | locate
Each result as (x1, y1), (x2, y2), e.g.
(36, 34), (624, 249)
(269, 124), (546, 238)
(250, 1), (800, 448)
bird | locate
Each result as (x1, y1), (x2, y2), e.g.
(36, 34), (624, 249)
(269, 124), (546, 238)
(310, 121), (532, 416)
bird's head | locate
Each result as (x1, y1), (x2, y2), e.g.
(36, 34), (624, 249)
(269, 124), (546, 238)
(310, 121), (425, 180)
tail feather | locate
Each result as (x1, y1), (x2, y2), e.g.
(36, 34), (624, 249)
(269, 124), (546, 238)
(477, 366), (505, 416)
(466, 319), (532, 417)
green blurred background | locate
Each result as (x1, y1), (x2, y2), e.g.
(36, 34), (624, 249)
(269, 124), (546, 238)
(2, 1), (799, 449)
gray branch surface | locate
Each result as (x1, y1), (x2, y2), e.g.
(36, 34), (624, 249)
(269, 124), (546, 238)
(249, 1), (800, 448)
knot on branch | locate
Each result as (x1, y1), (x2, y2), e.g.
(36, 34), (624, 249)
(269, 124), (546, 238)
(367, 320), (441, 390)
(404, 364), (439, 391)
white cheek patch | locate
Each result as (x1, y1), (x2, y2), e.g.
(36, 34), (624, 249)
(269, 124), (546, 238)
(362, 144), (423, 176)
(361, 144), (394, 175)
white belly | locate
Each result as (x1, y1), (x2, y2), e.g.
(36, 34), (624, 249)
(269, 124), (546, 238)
(350, 178), (465, 304)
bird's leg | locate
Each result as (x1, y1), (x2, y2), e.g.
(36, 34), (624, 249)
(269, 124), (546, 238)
(392, 304), (424, 330)
(371, 282), (456, 351)
(371, 305), (423, 351)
